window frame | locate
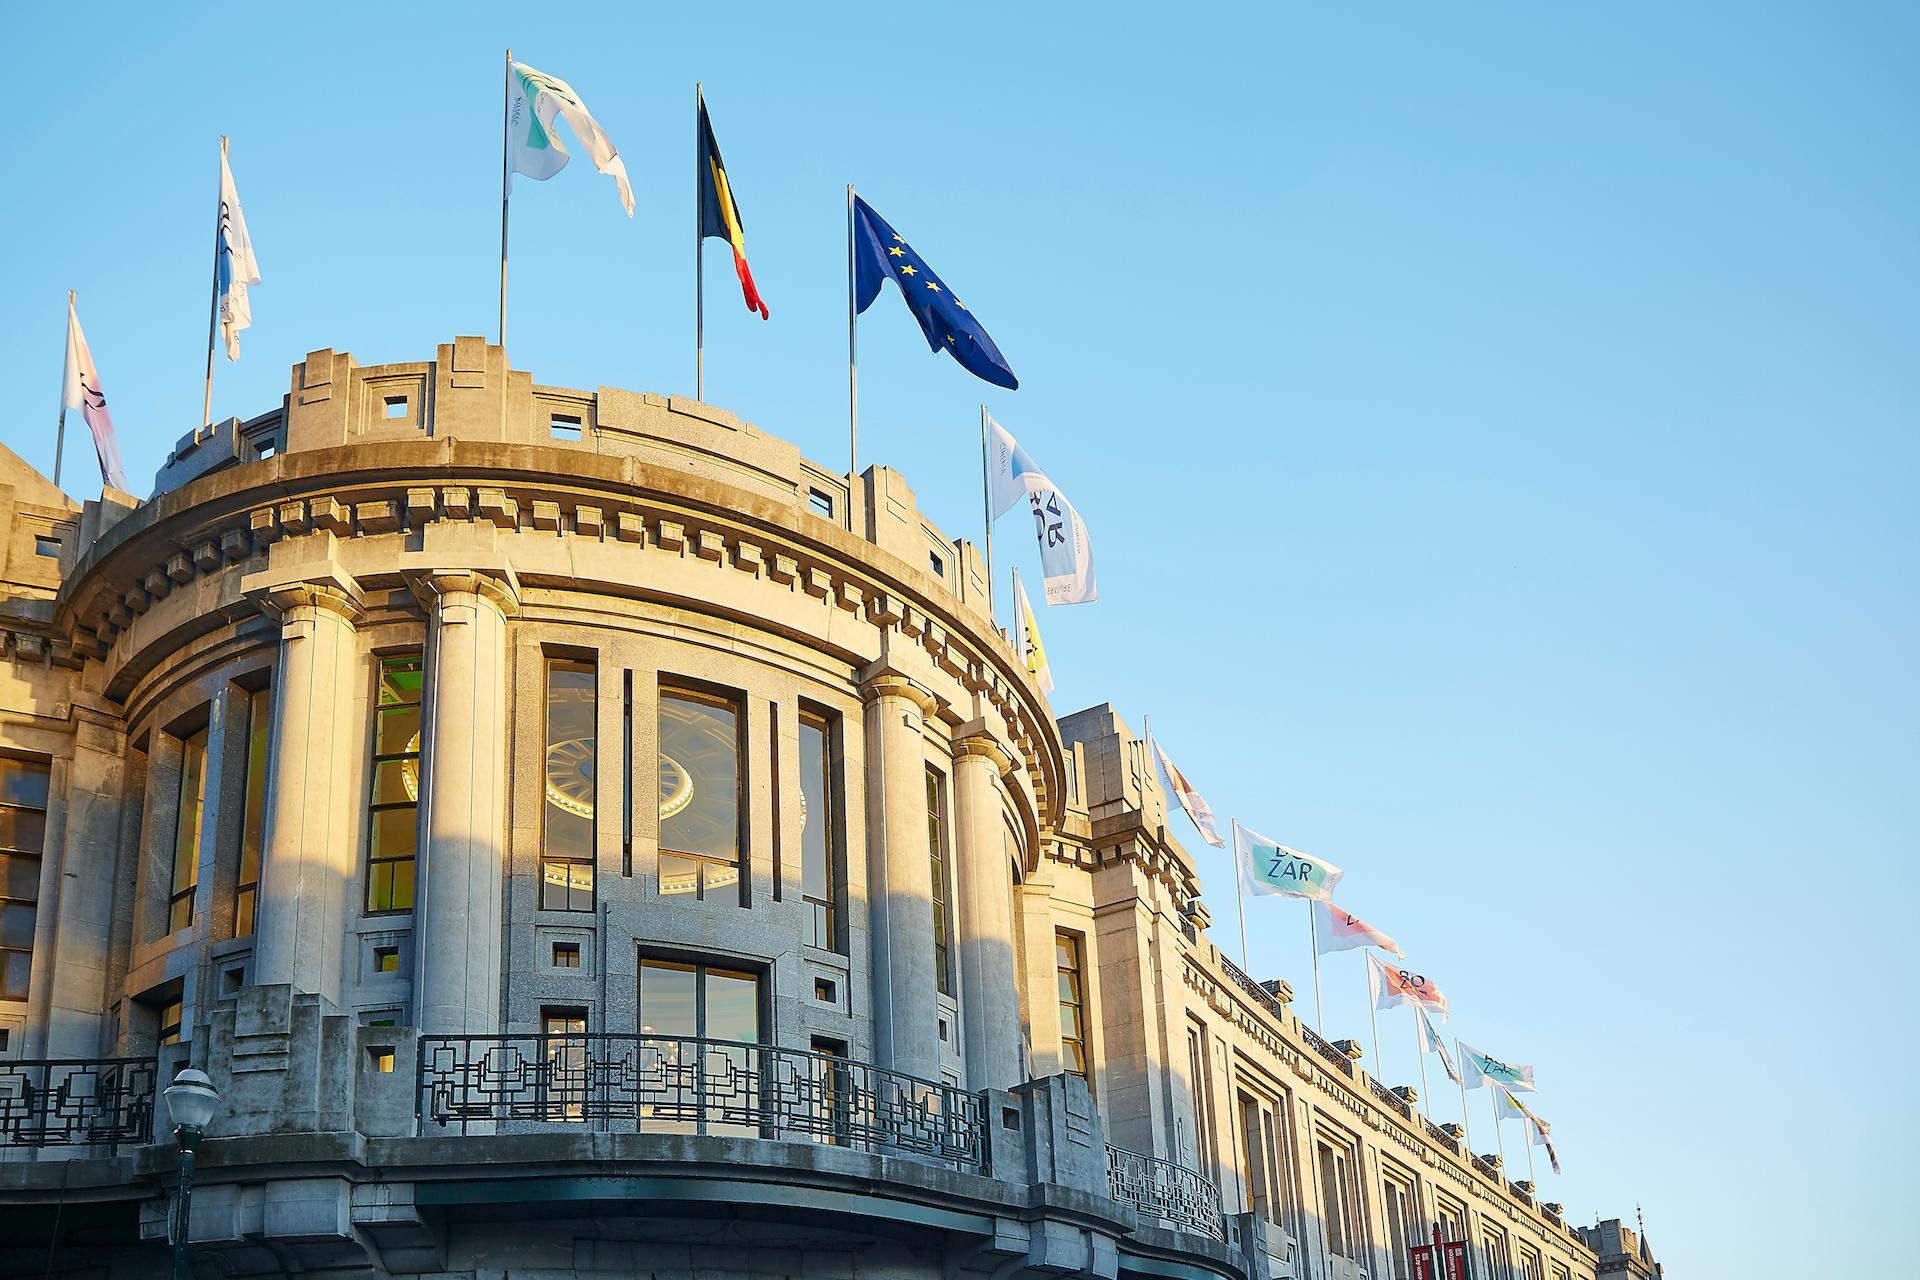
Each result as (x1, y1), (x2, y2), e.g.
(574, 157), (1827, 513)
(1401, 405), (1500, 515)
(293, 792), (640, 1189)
(233, 684), (272, 938)
(0, 757), (51, 1003)
(540, 657), (599, 913)
(168, 728), (210, 933)
(925, 765), (954, 996)
(364, 651), (424, 915)
(1055, 929), (1091, 1083)
(797, 704), (844, 952)
(656, 682), (748, 905)
(1315, 1128), (1366, 1261)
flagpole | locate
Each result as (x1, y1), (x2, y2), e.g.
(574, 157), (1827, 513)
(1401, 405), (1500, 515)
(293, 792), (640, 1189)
(1365, 952), (1384, 1084)
(1308, 901), (1325, 1034)
(1522, 1112), (1537, 1185)
(202, 137), (228, 429)
(1228, 821), (1251, 973)
(979, 404), (994, 618)
(498, 48), (512, 349)
(1412, 1010), (1433, 1121)
(695, 82), (705, 402)
(54, 292), (72, 490)
(846, 183), (858, 520)
(1454, 1038), (1475, 1157)
(1490, 1085), (1508, 1171)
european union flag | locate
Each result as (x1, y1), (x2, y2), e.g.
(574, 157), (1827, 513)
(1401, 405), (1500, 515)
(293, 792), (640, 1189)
(852, 195), (1018, 390)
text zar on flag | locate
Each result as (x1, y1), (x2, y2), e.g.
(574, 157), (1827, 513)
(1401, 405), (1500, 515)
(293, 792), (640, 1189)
(1234, 824), (1342, 901)
(1314, 901), (1404, 957)
(1367, 951), (1450, 1020)
(1152, 739), (1225, 849)
(852, 195), (1017, 390)
(1013, 571), (1054, 695)
(217, 141), (261, 362)
(509, 61), (635, 216)
(1458, 1041), (1537, 1093)
(62, 297), (129, 491)
(985, 415), (1097, 605)
(697, 91), (768, 319)
(1417, 1006), (1462, 1086)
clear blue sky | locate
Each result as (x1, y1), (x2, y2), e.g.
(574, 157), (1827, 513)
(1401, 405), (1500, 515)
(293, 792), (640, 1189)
(4, 4), (1913, 1273)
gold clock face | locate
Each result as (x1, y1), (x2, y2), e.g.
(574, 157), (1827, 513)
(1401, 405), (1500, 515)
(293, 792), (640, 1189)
(546, 739), (596, 818)
(658, 754), (694, 819)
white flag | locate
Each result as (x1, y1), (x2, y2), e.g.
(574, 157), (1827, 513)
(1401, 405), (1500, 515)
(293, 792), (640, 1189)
(1416, 1006), (1461, 1086)
(1459, 1041), (1537, 1093)
(509, 61), (635, 216)
(1013, 570), (1053, 695)
(985, 414), (1096, 605)
(1151, 737), (1225, 849)
(62, 297), (129, 491)
(1367, 951), (1449, 1019)
(1314, 901), (1403, 956)
(217, 142), (261, 362)
(1234, 823), (1342, 901)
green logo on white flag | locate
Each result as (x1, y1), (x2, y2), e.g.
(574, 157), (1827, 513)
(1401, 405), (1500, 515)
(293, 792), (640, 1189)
(1234, 824), (1343, 901)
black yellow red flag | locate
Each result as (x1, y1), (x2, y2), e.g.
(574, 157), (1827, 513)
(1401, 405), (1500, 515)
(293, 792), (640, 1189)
(698, 92), (769, 319)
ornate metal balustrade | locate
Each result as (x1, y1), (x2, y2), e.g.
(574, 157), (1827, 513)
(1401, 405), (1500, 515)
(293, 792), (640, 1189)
(0, 1057), (157, 1151)
(1368, 1078), (1412, 1122)
(416, 1033), (986, 1169)
(1422, 1116), (1461, 1155)
(1217, 954), (1291, 1025)
(1298, 1024), (1356, 1078)
(1105, 1143), (1225, 1242)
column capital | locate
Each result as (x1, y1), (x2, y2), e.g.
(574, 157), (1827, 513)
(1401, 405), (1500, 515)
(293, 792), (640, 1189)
(405, 566), (522, 617)
(952, 720), (1016, 776)
(857, 662), (940, 719)
(256, 579), (366, 627)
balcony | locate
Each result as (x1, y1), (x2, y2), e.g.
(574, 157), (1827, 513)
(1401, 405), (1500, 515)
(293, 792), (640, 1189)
(416, 1032), (987, 1170)
(0, 1057), (156, 1152)
(1105, 1142), (1225, 1241)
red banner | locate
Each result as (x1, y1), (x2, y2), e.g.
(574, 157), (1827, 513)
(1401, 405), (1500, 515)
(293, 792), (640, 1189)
(1411, 1240), (1470, 1280)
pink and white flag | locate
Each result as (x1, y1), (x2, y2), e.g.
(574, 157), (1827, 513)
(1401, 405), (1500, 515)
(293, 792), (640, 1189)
(1314, 901), (1404, 957)
(62, 297), (128, 491)
(1153, 739), (1224, 849)
(1367, 952), (1450, 1020)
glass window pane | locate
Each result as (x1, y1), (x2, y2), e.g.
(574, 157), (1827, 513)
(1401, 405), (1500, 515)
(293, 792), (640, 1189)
(371, 759), (418, 806)
(371, 808), (419, 858)
(657, 854), (697, 896)
(2, 950), (29, 999)
(238, 687), (271, 888)
(389, 859), (415, 911)
(0, 854), (39, 902)
(235, 887), (256, 939)
(798, 715), (830, 900)
(640, 959), (698, 1037)
(0, 761), (50, 809)
(0, 807), (47, 854)
(375, 704), (421, 756)
(378, 656), (424, 706)
(0, 902), (34, 949)
(366, 863), (393, 913)
(659, 689), (739, 861)
(705, 968), (760, 1044)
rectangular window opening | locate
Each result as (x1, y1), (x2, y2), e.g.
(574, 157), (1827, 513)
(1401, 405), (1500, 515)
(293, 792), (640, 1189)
(383, 395), (409, 420)
(33, 536), (59, 558)
(169, 729), (210, 933)
(234, 684), (271, 938)
(799, 707), (843, 952)
(550, 413), (583, 441)
(373, 945), (399, 974)
(1056, 930), (1090, 1083)
(925, 767), (953, 996)
(807, 488), (834, 518)
(658, 684), (746, 905)
(542, 658), (598, 912)
(813, 977), (836, 1004)
(928, 550), (944, 577)
(367, 1045), (395, 1073)
(365, 653), (424, 914)
(0, 757), (52, 1003)
(553, 941), (582, 968)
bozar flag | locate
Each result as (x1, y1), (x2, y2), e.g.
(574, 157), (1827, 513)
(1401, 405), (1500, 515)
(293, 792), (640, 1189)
(1314, 902), (1403, 957)
(1234, 824), (1342, 901)
(509, 61), (635, 216)
(1367, 952), (1449, 1020)
(1417, 1006), (1462, 1086)
(62, 298), (129, 492)
(1152, 739), (1224, 849)
(986, 415), (1096, 605)
(217, 144), (261, 362)
(1459, 1041), (1537, 1093)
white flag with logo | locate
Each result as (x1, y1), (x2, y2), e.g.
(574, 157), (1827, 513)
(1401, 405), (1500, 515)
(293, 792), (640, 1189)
(1459, 1041), (1537, 1093)
(1367, 951), (1449, 1019)
(217, 142), (261, 361)
(62, 297), (129, 491)
(1151, 737), (1225, 849)
(985, 414), (1096, 605)
(509, 61), (635, 216)
(1314, 902), (1403, 957)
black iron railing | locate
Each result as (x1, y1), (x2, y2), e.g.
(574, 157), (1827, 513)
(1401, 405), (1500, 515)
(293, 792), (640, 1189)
(1217, 954), (1291, 1025)
(0, 1057), (157, 1151)
(1105, 1142), (1225, 1241)
(416, 1033), (986, 1169)
(1423, 1116), (1462, 1155)
(1368, 1078), (1412, 1122)
(1299, 1024), (1356, 1078)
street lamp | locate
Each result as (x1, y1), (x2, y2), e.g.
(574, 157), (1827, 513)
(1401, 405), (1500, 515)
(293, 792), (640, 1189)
(162, 1068), (221, 1280)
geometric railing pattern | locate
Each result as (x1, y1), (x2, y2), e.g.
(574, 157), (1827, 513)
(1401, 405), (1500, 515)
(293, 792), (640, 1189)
(417, 1033), (987, 1170)
(1298, 1024), (1357, 1078)
(1368, 1077), (1413, 1122)
(1105, 1142), (1226, 1241)
(0, 1057), (158, 1151)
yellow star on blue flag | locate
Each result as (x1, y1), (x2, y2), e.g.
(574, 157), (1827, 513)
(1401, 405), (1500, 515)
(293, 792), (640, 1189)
(852, 195), (1017, 390)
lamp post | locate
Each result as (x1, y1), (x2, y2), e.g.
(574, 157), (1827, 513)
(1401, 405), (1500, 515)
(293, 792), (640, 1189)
(162, 1068), (221, 1280)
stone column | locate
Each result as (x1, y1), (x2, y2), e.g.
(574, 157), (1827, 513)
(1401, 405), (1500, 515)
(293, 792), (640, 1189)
(953, 724), (1022, 1092)
(252, 582), (365, 1008)
(413, 571), (516, 1035)
(859, 669), (941, 1082)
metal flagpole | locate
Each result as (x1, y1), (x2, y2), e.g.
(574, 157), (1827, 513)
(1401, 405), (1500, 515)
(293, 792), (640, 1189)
(846, 184), (858, 521)
(1308, 900), (1326, 1034)
(1490, 1085), (1508, 1170)
(980, 404), (994, 617)
(1412, 1009), (1434, 1121)
(498, 48), (512, 348)
(695, 83), (705, 401)
(1365, 950), (1384, 1083)
(1454, 1038), (1475, 1156)
(54, 291), (72, 489)
(202, 137), (227, 429)
(1229, 820), (1251, 973)
(1522, 1110), (1537, 1184)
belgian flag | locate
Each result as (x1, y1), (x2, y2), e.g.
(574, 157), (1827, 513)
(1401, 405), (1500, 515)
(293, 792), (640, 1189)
(698, 91), (769, 319)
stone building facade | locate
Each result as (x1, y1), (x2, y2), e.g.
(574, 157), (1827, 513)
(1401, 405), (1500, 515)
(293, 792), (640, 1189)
(0, 340), (1657, 1280)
